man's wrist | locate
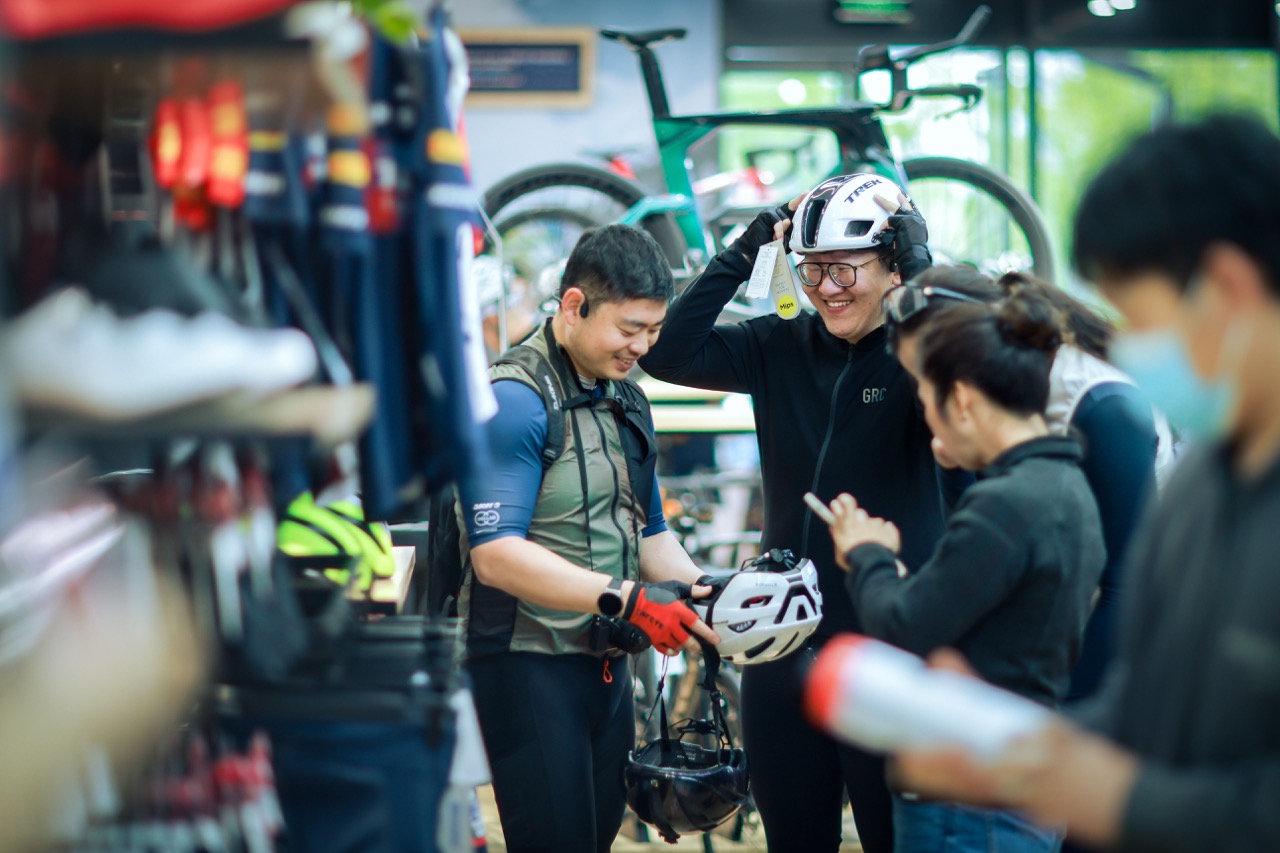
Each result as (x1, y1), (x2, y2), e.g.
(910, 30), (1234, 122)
(619, 580), (639, 618)
(597, 577), (630, 617)
(846, 542), (898, 575)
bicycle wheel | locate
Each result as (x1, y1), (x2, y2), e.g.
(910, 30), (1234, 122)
(483, 162), (687, 269)
(902, 157), (1056, 282)
(490, 205), (602, 287)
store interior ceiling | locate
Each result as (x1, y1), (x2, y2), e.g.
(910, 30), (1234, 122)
(723, 0), (1279, 69)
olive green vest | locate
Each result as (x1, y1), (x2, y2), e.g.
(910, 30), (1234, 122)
(459, 323), (654, 657)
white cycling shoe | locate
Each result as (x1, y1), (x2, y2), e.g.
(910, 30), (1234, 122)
(4, 288), (319, 421)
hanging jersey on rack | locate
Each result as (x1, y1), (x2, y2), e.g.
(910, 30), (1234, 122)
(402, 7), (493, 495)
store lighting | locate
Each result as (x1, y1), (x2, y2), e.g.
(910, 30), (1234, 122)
(778, 78), (807, 105)
(1111, 0), (1136, 8)
(1087, 0), (1117, 15)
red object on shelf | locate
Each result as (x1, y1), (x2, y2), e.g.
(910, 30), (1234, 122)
(177, 97), (212, 190)
(364, 138), (399, 234)
(152, 98), (181, 189)
(207, 81), (248, 208)
(0, 0), (297, 39)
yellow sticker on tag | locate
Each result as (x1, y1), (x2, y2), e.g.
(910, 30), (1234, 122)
(771, 250), (803, 320)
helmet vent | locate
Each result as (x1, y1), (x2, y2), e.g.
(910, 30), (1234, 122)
(844, 219), (873, 237)
(801, 198), (826, 248)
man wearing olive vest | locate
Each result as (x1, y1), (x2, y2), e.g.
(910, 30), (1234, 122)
(456, 224), (719, 853)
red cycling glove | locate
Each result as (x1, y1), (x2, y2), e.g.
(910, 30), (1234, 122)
(623, 582), (698, 654)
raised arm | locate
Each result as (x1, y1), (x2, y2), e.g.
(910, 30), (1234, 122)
(640, 203), (793, 393)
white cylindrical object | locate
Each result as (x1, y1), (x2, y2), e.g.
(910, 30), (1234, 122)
(804, 635), (1050, 760)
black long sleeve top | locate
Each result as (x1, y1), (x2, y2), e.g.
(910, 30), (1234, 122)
(641, 250), (962, 637)
(845, 435), (1106, 707)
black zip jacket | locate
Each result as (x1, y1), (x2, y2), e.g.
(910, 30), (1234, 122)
(846, 436), (1105, 706)
(641, 250), (961, 636)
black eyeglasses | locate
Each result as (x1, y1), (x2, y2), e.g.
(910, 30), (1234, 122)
(795, 255), (888, 288)
(882, 284), (986, 325)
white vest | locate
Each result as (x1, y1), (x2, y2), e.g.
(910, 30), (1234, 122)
(1048, 345), (1178, 486)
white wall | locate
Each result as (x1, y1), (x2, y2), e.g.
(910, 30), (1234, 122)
(455, 0), (721, 193)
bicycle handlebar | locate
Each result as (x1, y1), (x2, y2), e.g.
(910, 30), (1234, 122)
(855, 4), (991, 75)
(854, 5), (991, 114)
(912, 83), (983, 105)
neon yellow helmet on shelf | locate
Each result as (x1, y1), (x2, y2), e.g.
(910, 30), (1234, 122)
(277, 491), (395, 593)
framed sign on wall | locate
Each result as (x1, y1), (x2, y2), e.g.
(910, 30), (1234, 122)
(460, 27), (595, 108)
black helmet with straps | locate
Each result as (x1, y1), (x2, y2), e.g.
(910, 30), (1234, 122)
(624, 644), (751, 842)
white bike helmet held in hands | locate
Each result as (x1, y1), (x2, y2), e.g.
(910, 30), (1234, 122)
(693, 549), (823, 666)
(789, 173), (902, 254)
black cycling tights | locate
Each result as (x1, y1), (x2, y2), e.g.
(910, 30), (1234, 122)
(741, 646), (894, 853)
(468, 652), (633, 853)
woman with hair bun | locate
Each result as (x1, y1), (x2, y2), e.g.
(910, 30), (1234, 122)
(881, 266), (1175, 707)
(817, 285), (1106, 853)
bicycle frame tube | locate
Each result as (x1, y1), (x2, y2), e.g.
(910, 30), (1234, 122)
(617, 194), (698, 226)
(655, 118), (717, 253)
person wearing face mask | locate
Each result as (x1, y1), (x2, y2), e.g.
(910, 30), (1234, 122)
(820, 287), (1106, 853)
(884, 114), (1280, 853)
(640, 174), (962, 853)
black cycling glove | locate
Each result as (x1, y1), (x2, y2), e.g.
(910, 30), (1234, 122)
(730, 202), (795, 265)
(875, 203), (933, 282)
(695, 574), (731, 596)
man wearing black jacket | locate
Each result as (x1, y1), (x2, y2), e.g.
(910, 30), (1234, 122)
(640, 173), (952, 853)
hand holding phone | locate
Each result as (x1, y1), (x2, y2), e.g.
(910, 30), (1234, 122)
(804, 492), (836, 525)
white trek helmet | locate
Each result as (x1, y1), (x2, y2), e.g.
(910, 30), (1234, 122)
(693, 549), (823, 666)
(789, 173), (902, 254)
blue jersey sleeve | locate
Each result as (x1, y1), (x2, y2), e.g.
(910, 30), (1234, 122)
(642, 470), (668, 537)
(458, 380), (547, 547)
(641, 406), (667, 538)
(1065, 381), (1159, 701)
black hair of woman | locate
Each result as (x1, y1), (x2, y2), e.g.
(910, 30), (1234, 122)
(914, 286), (1064, 418)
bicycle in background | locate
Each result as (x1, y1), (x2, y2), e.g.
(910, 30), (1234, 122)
(482, 4), (1052, 323)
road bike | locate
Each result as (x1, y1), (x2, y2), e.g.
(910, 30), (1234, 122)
(482, 5), (1053, 319)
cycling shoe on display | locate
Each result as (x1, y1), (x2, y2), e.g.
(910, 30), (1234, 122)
(4, 288), (318, 421)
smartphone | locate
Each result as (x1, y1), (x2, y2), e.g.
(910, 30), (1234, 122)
(803, 492), (836, 525)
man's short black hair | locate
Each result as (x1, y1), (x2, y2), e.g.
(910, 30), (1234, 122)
(1073, 113), (1280, 296)
(560, 224), (674, 308)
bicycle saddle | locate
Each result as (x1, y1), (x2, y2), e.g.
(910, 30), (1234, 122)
(600, 28), (687, 49)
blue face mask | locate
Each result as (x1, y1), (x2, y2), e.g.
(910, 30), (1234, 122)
(1110, 329), (1234, 442)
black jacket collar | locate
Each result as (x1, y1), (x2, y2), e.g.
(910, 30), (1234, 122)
(983, 434), (1083, 478)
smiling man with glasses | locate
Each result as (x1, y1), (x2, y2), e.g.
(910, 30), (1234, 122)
(642, 172), (966, 853)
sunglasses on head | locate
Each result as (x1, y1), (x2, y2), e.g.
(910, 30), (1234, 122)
(882, 284), (986, 326)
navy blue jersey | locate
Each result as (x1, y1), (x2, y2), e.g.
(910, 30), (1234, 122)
(460, 379), (667, 548)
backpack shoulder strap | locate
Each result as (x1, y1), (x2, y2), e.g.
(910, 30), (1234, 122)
(615, 377), (653, 425)
(493, 344), (592, 470)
